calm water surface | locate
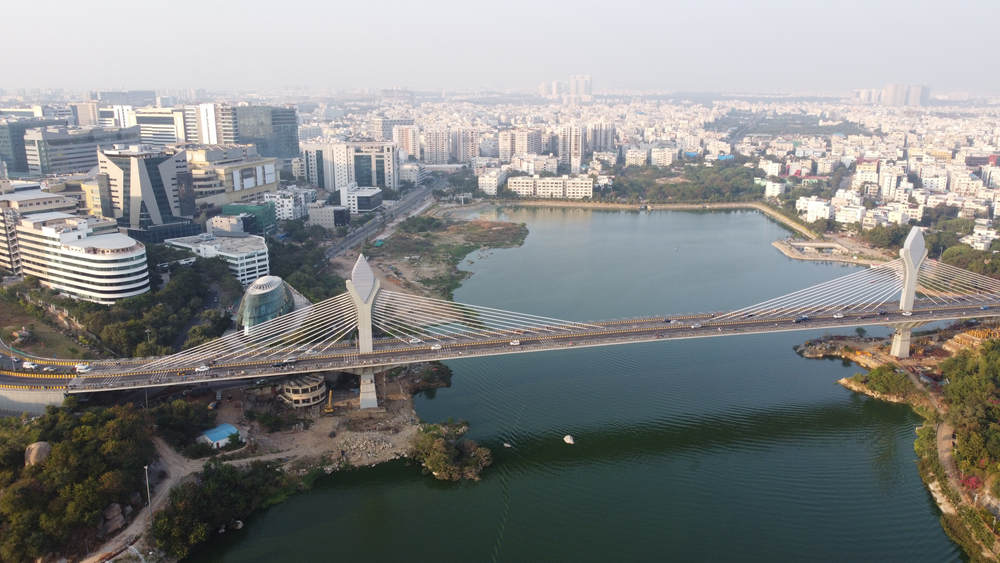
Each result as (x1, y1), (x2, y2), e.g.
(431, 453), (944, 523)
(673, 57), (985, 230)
(189, 209), (962, 563)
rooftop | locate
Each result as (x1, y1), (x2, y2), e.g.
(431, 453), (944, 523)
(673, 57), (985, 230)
(165, 233), (268, 254)
(63, 232), (139, 251)
(201, 423), (239, 443)
(0, 189), (66, 202)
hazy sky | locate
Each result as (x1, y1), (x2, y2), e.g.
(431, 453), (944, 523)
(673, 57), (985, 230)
(4, 0), (996, 93)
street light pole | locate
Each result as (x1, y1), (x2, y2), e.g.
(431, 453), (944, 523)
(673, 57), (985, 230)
(144, 465), (152, 531)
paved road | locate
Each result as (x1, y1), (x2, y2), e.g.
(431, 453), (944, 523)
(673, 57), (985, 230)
(326, 179), (442, 259)
(3, 302), (998, 393)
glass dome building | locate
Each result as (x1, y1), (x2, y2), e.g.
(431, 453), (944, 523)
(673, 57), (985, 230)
(236, 275), (296, 335)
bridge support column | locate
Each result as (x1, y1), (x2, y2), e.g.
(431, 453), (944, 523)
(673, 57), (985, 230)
(885, 321), (926, 359)
(890, 327), (912, 358)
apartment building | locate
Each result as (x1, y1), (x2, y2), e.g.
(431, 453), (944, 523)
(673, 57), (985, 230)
(423, 128), (450, 164)
(478, 169), (507, 196)
(504, 175), (593, 199)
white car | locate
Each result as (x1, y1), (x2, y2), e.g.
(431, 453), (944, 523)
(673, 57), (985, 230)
(305, 348), (318, 355)
(43, 366), (56, 372)
(74, 363), (90, 370)
(833, 313), (844, 319)
(901, 311), (913, 316)
(691, 324), (702, 329)
(430, 344), (442, 350)
(509, 340), (520, 346)
(22, 362), (36, 369)
(76, 367), (91, 374)
(408, 338), (422, 344)
(195, 365), (210, 373)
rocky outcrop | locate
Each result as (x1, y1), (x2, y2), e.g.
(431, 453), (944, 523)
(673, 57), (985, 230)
(24, 442), (51, 466)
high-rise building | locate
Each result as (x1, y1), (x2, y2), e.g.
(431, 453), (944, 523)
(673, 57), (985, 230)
(882, 84), (929, 107)
(69, 102), (99, 127)
(24, 126), (141, 175)
(95, 145), (199, 243)
(557, 125), (586, 174)
(175, 144), (278, 208)
(127, 107), (188, 146)
(234, 105), (299, 159)
(301, 141), (398, 194)
(587, 122), (616, 153)
(0, 119), (69, 173)
(423, 128), (450, 164)
(451, 127), (479, 164)
(498, 129), (542, 163)
(392, 125), (421, 161)
(569, 75), (593, 104)
(370, 118), (414, 141)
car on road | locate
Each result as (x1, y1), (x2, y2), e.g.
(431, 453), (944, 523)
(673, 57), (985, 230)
(691, 323), (702, 328)
(195, 365), (210, 373)
(255, 379), (268, 386)
(282, 357), (297, 364)
(876, 310), (887, 315)
(509, 340), (520, 346)
(431, 344), (442, 350)
(43, 366), (56, 372)
(902, 311), (913, 316)
(408, 338), (422, 344)
(76, 367), (91, 373)
(75, 363), (89, 369)
(833, 313), (844, 319)
(22, 362), (36, 369)
(305, 348), (318, 355)
(792, 316), (809, 323)
(982, 305), (991, 310)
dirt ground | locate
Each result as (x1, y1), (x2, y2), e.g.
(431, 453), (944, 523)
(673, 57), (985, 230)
(0, 308), (92, 361)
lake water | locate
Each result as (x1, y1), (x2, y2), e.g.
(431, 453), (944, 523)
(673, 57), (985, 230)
(188, 208), (962, 563)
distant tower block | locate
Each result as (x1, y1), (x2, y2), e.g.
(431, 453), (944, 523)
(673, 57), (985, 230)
(346, 254), (379, 354)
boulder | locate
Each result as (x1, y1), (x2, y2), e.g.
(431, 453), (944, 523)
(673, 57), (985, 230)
(97, 514), (125, 538)
(102, 503), (122, 521)
(123, 505), (134, 519)
(24, 442), (51, 466)
(130, 491), (143, 507)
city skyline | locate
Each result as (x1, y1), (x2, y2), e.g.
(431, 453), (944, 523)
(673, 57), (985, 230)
(3, 0), (997, 93)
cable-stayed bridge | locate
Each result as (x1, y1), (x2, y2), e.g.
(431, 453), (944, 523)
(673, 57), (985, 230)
(4, 227), (1000, 409)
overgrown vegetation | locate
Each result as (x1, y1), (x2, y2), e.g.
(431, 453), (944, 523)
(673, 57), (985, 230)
(850, 365), (915, 397)
(0, 402), (155, 563)
(940, 341), (1000, 484)
(152, 459), (284, 559)
(269, 219), (345, 303)
(0, 254), (243, 358)
(595, 157), (766, 203)
(150, 399), (217, 454)
(409, 421), (492, 481)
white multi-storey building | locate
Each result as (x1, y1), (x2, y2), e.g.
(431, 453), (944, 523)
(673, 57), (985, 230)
(650, 148), (674, 167)
(451, 127), (479, 164)
(625, 149), (649, 167)
(7, 212), (149, 303)
(557, 125), (585, 174)
(478, 169), (507, 196)
(165, 233), (270, 286)
(423, 128), (450, 164)
(503, 175), (593, 199)
(301, 141), (398, 193)
(835, 205), (867, 224)
(498, 129), (542, 163)
(399, 162), (426, 186)
(392, 125), (421, 161)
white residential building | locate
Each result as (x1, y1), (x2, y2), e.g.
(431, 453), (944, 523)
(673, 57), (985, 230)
(650, 148), (674, 167)
(166, 233), (270, 286)
(423, 128), (450, 165)
(557, 125), (585, 174)
(835, 205), (867, 225)
(503, 175), (593, 199)
(399, 162), (426, 186)
(764, 181), (786, 198)
(478, 169), (507, 196)
(392, 125), (421, 161)
(759, 160), (782, 177)
(498, 129), (542, 163)
(625, 149), (649, 167)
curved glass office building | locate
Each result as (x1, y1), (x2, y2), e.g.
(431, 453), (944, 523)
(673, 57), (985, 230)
(236, 275), (295, 334)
